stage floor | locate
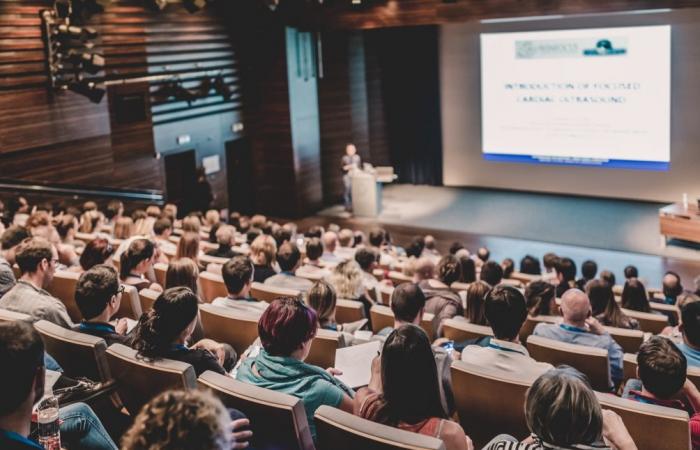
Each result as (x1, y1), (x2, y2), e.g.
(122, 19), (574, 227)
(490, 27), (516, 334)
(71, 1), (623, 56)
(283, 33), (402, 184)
(314, 184), (700, 287)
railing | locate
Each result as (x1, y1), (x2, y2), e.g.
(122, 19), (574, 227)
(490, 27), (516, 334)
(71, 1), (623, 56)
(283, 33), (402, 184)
(0, 179), (164, 204)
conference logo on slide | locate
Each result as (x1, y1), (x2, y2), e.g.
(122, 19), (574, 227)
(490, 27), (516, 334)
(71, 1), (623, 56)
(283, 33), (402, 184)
(515, 37), (628, 59)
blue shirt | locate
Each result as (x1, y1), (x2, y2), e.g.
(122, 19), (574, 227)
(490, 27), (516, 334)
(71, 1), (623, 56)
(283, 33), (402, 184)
(0, 429), (43, 450)
(532, 322), (623, 388)
(677, 342), (700, 367)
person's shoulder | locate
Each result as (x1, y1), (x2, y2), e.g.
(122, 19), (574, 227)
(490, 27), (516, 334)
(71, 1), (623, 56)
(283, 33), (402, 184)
(439, 420), (470, 450)
(532, 321), (556, 334)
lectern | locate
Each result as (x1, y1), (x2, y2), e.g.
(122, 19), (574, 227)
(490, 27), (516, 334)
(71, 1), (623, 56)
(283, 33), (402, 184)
(351, 166), (395, 217)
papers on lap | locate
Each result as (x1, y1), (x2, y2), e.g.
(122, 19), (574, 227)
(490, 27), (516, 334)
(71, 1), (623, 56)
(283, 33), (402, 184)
(334, 340), (381, 389)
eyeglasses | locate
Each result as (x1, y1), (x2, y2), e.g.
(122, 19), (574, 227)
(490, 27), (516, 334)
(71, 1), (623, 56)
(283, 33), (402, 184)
(115, 285), (125, 296)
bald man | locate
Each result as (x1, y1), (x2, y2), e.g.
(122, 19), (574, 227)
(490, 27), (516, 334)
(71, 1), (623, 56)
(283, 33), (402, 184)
(320, 231), (344, 265)
(532, 289), (623, 389)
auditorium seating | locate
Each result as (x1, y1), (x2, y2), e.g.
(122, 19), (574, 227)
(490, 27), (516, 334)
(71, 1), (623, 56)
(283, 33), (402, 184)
(138, 288), (160, 314)
(199, 271), (228, 302)
(153, 262), (168, 287)
(198, 370), (315, 450)
(105, 343), (197, 415)
(46, 270), (82, 322)
(0, 308), (31, 322)
(306, 328), (340, 369)
(117, 284), (142, 320)
(623, 352), (700, 390)
(199, 303), (260, 356)
(442, 318), (493, 342)
(620, 308), (669, 334)
(596, 392), (690, 450)
(648, 301), (680, 324)
(603, 326), (644, 354)
(526, 335), (610, 391)
(450, 359), (531, 448)
(369, 304), (435, 340)
(378, 284), (394, 305)
(314, 405), (446, 450)
(34, 319), (110, 382)
(251, 281), (300, 302)
(335, 299), (365, 324)
(519, 315), (559, 343)
(388, 271), (412, 286)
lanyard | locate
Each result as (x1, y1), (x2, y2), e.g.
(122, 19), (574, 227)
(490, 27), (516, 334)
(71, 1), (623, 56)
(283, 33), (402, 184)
(559, 323), (587, 333)
(487, 341), (526, 355)
(78, 322), (115, 334)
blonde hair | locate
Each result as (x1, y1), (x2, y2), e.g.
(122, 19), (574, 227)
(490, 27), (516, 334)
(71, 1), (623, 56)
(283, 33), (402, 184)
(114, 217), (134, 240)
(182, 216), (201, 233)
(328, 259), (364, 300)
(176, 232), (200, 261)
(250, 234), (277, 266)
(205, 210), (220, 227)
(308, 280), (337, 327)
(165, 257), (200, 295)
(146, 205), (161, 218)
(79, 210), (104, 234)
(121, 389), (232, 450)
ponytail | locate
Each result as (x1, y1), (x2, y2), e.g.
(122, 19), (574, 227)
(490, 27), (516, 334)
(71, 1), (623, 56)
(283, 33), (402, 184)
(120, 238), (155, 280)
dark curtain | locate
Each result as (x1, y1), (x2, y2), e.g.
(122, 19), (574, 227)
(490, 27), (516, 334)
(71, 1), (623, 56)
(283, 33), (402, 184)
(368, 26), (443, 186)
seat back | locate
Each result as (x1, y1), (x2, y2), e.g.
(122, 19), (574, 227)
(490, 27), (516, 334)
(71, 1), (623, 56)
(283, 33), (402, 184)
(0, 308), (31, 322)
(519, 315), (559, 343)
(138, 288), (161, 314)
(369, 305), (434, 340)
(335, 299), (364, 324)
(199, 254), (229, 268)
(34, 320), (111, 381)
(153, 262), (168, 287)
(251, 282), (300, 303)
(451, 360), (531, 448)
(117, 284), (142, 320)
(314, 405), (445, 450)
(46, 270), (82, 322)
(306, 328), (339, 369)
(621, 308), (668, 334)
(526, 335), (610, 391)
(649, 301), (680, 325)
(442, 318), (493, 342)
(603, 326), (644, 354)
(199, 271), (229, 303)
(105, 343), (197, 415)
(199, 304), (260, 356)
(378, 285), (394, 305)
(198, 371), (315, 450)
(388, 271), (412, 286)
(596, 392), (690, 450)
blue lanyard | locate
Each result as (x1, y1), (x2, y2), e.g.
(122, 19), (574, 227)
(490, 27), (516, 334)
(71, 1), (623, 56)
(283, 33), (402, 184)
(0, 430), (43, 450)
(172, 344), (188, 351)
(79, 322), (115, 334)
(559, 323), (587, 333)
(487, 342), (526, 355)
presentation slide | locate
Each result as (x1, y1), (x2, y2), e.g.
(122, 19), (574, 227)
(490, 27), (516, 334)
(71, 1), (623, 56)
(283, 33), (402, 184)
(480, 25), (671, 170)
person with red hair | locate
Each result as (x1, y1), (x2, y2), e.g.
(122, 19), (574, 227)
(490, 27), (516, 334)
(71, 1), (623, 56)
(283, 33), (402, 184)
(236, 297), (354, 441)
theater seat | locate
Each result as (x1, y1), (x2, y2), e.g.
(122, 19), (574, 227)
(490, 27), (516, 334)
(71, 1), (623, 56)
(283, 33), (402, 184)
(519, 315), (559, 344)
(34, 320), (110, 382)
(105, 343), (196, 415)
(596, 392), (690, 450)
(206, 263), (223, 275)
(198, 371), (315, 450)
(117, 284), (142, 320)
(153, 262), (168, 287)
(369, 305), (435, 340)
(138, 288), (160, 314)
(442, 318), (493, 342)
(621, 308), (668, 334)
(335, 299), (365, 324)
(199, 271), (229, 303)
(451, 360), (531, 448)
(509, 271), (541, 284)
(314, 405), (445, 450)
(388, 271), (412, 286)
(199, 254), (229, 268)
(250, 282), (300, 303)
(46, 270), (82, 323)
(0, 308), (31, 322)
(526, 335), (610, 391)
(306, 328), (340, 369)
(603, 326), (644, 354)
(649, 301), (680, 325)
(199, 303), (260, 356)
(378, 284), (394, 305)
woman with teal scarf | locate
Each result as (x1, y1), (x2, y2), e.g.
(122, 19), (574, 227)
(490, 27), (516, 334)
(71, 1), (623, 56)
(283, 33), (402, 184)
(236, 297), (355, 441)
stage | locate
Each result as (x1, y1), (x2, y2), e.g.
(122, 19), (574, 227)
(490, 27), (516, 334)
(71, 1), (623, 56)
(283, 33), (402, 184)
(312, 184), (700, 288)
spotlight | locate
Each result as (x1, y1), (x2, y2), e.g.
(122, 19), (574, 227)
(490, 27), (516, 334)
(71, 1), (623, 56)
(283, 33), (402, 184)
(62, 50), (105, 74)
(68, 79), (106, 103)
(182, 0), (207, 13)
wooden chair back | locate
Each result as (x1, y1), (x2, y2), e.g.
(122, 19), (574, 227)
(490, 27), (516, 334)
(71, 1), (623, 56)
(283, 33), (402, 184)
(0, 308), (31, 322)
(388, 271), (411, 286)
(603, 326), (644, 354)
(526, 335), (610, 391)
(153, 262), (168, 287)
(621, 308), (669, 334)
(251, 282), (300, 303)
(519, 315), (559, 344)
(199, 303), (261, 356)
(138, 288), (160, 314)
(378, 284), (394, 305)
(306, 328), (339, 369)
(46, 270), (82, 322)
(199, 271), (229, 303)
(335, 299), (365, 324)
(117, 284), (142, 320)
(442, 318), (493, 342)
(369, 305), (434, 340)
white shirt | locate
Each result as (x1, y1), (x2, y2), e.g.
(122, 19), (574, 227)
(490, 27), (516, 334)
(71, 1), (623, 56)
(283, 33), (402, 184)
(460, 338), (552, 382)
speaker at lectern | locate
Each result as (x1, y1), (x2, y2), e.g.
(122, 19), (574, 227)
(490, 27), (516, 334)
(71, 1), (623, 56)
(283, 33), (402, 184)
(351, 166), (396, 217)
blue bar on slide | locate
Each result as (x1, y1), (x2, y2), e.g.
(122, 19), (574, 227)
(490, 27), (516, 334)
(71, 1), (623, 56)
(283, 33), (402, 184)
(483, 153), (669, 171)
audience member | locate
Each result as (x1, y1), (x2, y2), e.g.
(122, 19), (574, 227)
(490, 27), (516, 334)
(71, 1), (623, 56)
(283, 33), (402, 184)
(74, 238), (115, 273)
(307, 280), (365, 339)
(56, 214), (82, 249)
(405, 236), (425, 259)
(458, 254), (476, 283)
(132, 287), (234, 376)
(576, 259), (597, 290)
(533, 289), (623, 388)
(476, 247), (490, 263)
(28, 211), (78, 267)
(599, 269), (616, 287)
(213, 256), (267, 314)
(554, 257), (577, 297)
(327, 259), (372, 316)
(624, 265), (639, 280)
(355, 247), (380, 293)
(0, 321), (118, 450)
(297, 237), (331, 279)
(483, 367), (635, 450)
(422, 235), (441, 260)
(465, 281), (490, 326)
(74, 265), (131, 345)
(249, 234), (277, 283)
(175, 231), (201, 267)
(501, 258), (515, 279)
(320, 231), (344, 265)
(621, 336), (700, 449)
(419, 255), (464, 336)
(0, 238), (74, 327)
(207, 225), (238, 259)
(264, 242), (312, 292)
(236, 297), (354, 441)
(119, 238), (161, 291)
(113, 216), (134, 240)
(204, 209), (220, 228)
(104, 200), (124, 231)
(304, 225), (324, 239)
(660, 270), (684, 305)
(121, 389), (251, 450)
(480, 260), (504, 287)
(519, 254), (541, 275)
(152, 217), (176, 256)
(449, 241), (465, 255)
(165, 258), (200, 298)
(182, 215), (201, 233)
(357, 325), (473, 450)
(587, 279), (638, 330)
(621, 278), (652, 313)
(541, 252), (559, 283)
(678, 301), (700, 366)
(461, 285), (552, 380)
(0, 225), (29, 296)
(524, 280), (557, 317)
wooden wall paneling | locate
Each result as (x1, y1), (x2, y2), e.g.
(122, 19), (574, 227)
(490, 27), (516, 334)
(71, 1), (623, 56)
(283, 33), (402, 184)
(363, 30), (391, 168)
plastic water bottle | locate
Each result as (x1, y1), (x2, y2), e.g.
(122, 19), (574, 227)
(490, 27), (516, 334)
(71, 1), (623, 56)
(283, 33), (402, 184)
(37, 396), (61, 450)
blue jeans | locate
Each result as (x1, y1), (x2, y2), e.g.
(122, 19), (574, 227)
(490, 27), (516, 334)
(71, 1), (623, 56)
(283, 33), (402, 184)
(343, 174), (352, 209)
(45, 353), (63, 372)
(60, 403), (117, 450)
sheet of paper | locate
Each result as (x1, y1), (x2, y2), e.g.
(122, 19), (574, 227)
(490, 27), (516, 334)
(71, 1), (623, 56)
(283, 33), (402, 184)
(125, 318), (138, 333)
(334, 340), (381, 389)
